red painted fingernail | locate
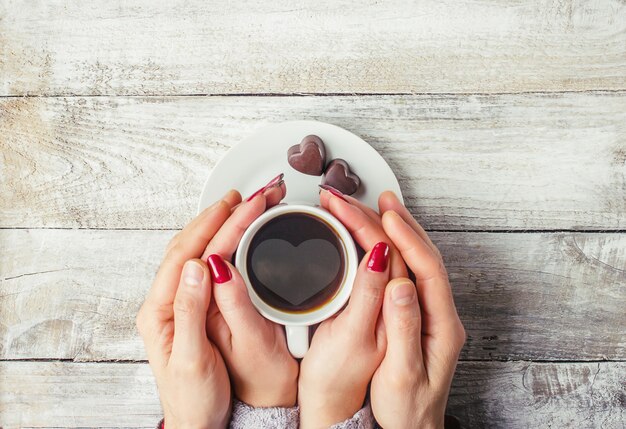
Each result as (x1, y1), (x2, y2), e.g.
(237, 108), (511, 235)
(367, 242), (390, 272)
(207, 254), (232, 283)
(319, 184), (347, 202)
(246, 173), (284, 202)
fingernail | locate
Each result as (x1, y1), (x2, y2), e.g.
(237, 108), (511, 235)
(367, 242), (390, 272)
(384, 209), (407, 226)
(318, 184), (347, 202)
(246, 173), (284, 202)
(392, 281), (415, 306)
(207, 254), (232, 284)
(265, 179), (285, 194)
(182, 261), (205, 287)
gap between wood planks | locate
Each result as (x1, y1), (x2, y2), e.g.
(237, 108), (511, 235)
(0, 89), (625, 98)
(1, 358), (624, 363)
(2, 227), (626, 233)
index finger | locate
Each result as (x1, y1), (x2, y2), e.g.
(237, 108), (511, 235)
(201, 192), (271, 261)
(319, 187), (382, 226)
(378, 190), (438, 255)
(147, 197), (234, 307)
(165, 190), (242, 254)
(381, 210), (459, 333)
(325, 193), (408, 279)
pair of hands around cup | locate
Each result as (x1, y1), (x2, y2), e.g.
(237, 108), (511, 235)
(137, 184), (465, 429)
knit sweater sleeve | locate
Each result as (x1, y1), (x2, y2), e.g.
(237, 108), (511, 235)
(228, 399), (300, 429)
(156, 401), (375, 429)
(228, 399), (374, 429)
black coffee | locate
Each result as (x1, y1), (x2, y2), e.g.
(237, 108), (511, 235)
(247, 213), (345, 313)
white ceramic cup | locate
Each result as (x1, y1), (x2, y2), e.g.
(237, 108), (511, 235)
(235, 203), (358, 358)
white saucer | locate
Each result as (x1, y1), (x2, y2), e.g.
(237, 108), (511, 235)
(198, 120), (403, 212)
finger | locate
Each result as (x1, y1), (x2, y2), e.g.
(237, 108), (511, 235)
(345, 196), (382, 225)
(375, 307), (387, 351)
(165, 189), (241, 255)
(263, 181), (287, 209)
(136, 303), (172, 373)
(223, 189), (243, 207)
(382, 277), (425, 378)
(382, 210), (459, 334)
(188, 190), (241, 232)
(148, 200), (232, 307)
(206, 254), (268, 348)
(205, 301), (232, 356)
(232, 173), (285, 210)
(345, 242), (390, 336)
(164, 189), (239, 263)
(231, 182), (286, 212)
(378, 191), (438, 255)
(170, 259), (212, 362)
(319, 187), (382, 226)
(326, 194), (407, 278)
(201, 194), (268, 261)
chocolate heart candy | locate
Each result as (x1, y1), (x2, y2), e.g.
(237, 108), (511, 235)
(287, 135), (326, 176)
(322, 159), (361, 195)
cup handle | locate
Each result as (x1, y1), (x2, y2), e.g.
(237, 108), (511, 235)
(285, 325), (309, 358)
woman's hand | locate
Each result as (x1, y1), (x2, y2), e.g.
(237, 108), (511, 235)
(297, 188), (403, 429)
(298, 241), (390, 429)
(370, 192), (466, 429)
(136, 176), (295, 429)
(202, 178), (299, 408)
(136, 190), (242, 429)
(206, 253), (299, 407)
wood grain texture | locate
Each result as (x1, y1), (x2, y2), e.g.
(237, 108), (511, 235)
(2, 93), (625, 230)
(448, 361), (626, 429)
(0, 362), (161, 429)
(1, 229), (624, 361)
(1, 361), (624, 428)
(1, 0), (625, 96)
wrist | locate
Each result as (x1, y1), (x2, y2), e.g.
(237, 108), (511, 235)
(405, 412), (444, 429)
(299, 393), (364, 429)
(240, 392), (297, 408)
(422, 416), (445, 429)
(300, 408), (359, 429)
(236, 382), (297, 408)
(269, 377), (298, 407)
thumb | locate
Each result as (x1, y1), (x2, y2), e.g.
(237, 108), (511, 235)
(383, 278), (425, 377)
(207, 254), (267, 345)
(170, 259), (212, 362)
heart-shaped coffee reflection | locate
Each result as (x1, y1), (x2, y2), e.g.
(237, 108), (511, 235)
(250, 238), (343, 306)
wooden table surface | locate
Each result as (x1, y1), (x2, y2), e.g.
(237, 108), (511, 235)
(1, 1), (625, 428)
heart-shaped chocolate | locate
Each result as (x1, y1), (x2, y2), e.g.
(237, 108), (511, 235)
(250, 238), (341, 306)
(322, 159), (361, 195)
(287, 135), (326, 176)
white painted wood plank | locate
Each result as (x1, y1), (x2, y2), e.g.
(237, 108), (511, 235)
(448, 362), (626, 429)
(2, 93), (625, 230)
(444, 232), (626, 361)
(1, 229), (624, 361)
(0, 361), (624, 428)
(0, 362), (161, 429)
(1, 0), (625, 96)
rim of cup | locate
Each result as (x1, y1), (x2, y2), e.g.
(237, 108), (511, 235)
(235, 204), (358, 326)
